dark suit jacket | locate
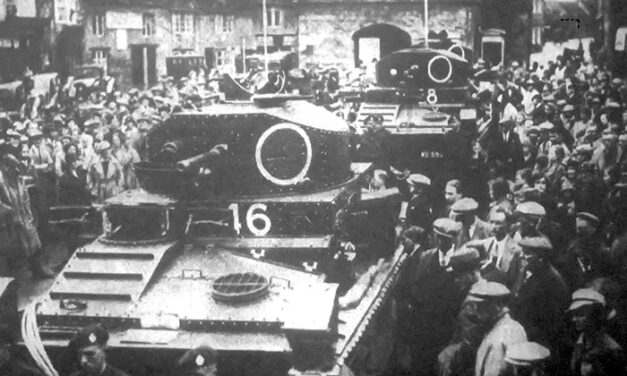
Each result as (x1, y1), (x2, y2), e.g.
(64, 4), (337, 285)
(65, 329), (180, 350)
(556, 237), (613, 292)
(58, 170), (92, 206)
(484, 130), (524, 175)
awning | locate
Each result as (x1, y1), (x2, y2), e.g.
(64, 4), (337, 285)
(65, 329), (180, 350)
(0, 17), (49, 38)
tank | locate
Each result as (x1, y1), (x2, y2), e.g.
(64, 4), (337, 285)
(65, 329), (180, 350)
(348, 48), (478, 180)
(22, 97), (409, 376)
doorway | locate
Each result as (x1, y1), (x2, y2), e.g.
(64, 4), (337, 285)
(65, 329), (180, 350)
(352, 24), (412, 67)
(130, 45), (157, 88)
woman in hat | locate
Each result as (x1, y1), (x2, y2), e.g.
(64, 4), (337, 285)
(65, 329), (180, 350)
(87, 141), (124, 204)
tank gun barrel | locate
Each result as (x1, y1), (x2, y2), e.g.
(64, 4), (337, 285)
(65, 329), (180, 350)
(176, 144), (228, 172)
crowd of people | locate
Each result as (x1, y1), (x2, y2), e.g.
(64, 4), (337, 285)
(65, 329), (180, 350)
(0, 41), (626, 375)
(374, 47), (627, 376)
(0, 67), (223, 278)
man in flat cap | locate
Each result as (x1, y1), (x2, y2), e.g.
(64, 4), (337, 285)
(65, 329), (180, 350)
(69, 324), (129, 376)
(407, 218), (464, 375)
(568, 289), (625, 376)
(510, 237), (570, 372)
(176, 346), (217, 376)
(556, 212), (613, 292)
(504, 341), (551, 376)
(482, 110), (524, 179)
(470, 280), (527, 376)
(451, 197), (491, 245)
(469, 208), (522, 287)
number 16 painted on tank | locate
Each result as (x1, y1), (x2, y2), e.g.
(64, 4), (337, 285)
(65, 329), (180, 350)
(228, 203), (272, 236)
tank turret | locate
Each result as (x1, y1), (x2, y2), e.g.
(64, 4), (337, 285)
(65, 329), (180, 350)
(350, 48), (478, 184)
(135, 100), (352, 198)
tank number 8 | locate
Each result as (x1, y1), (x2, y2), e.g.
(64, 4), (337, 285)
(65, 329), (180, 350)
(228, 203), (272, 236)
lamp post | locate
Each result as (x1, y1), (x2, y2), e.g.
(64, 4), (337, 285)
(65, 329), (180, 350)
(424, 0), (429, 48)
(262, 0), (269, 71)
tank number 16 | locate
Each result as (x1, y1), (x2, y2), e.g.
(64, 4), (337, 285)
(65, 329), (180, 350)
(228, 203), (272, 236)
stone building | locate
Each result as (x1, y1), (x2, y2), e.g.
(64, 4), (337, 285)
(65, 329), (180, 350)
(0, 0), (50, 81)
(68, 0), (530, 89)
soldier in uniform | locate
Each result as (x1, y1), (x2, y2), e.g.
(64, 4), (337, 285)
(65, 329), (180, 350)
(504, 341), (551, 376)
(68, 324), (129, 376)
(176, 346), (218, 376)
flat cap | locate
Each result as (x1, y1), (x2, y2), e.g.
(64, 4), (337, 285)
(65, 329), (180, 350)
(451, 197), (479, 213)
(526, 126), (540, 135)
(432, 218), (462, 239)
(574, 144), (594, 154)
(538, 121), (554, 131)
(467, 280), (511, 301)
(575, 212), (600, 226)
(407, 173), (431, 187)
(95, 141), (110, 152)
(619, 132), (627, 142)
(28, 129), (43, 139)
(177, 346), (217, 371)
(84, 118), (101, 128)
(449, 247), (481, 272)
(128, 88), (139, 95)
(568, 288), (606, 311)
(6, 129), (21, 138)
(563, 104), (575, 113)
(556, 99), (567, 108)
(69, 324), (109, 351)
(515, 201), (546, 217)
(505, 342), (551, 366)
(518, 236), (553, 251)
(612, 77), (622, 85)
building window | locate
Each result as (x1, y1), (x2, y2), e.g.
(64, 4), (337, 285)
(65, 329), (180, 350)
(173, 12), (193, 35)
(143, 14), (155, 36)
(92, 49), (108, 72)
(266, 8), (283, 27)
(215, 49), (226, 67)
(55, 0), (77, 24)
(533, 0), (543, 14)
(92, 14), (105, 36)
(532, 27), (542, 46)
(223, 15), (234, 33)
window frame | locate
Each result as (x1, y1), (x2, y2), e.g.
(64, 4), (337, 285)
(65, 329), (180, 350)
(266, 7), (283, 28)
(142, 13), (155, 37)
(92, 14), (105, 37)
(173, 12), (194, 35)
(91, 48), (109, 72)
